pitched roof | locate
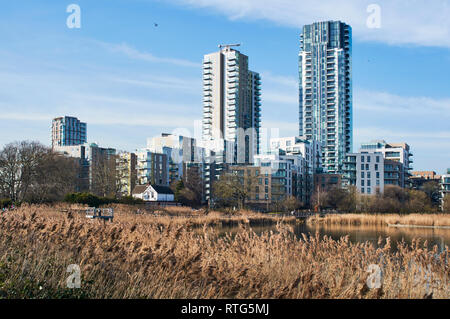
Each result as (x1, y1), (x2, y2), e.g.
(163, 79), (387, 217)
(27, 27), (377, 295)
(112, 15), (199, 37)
(132, 184), (174, 195)
(151, 185), (174, 195)
(132, 185), (149, 195)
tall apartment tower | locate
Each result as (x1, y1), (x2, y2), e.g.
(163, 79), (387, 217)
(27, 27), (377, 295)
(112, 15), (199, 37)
(299, 21), (353, 174)
(52, 116), (87, 148)
(202, 46), (261, 165)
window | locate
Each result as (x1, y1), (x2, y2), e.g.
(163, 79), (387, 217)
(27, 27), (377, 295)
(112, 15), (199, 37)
(366, 164), (369, 170)
(361, 164), (364, 170)
(367, 156), (371, 163)
(367, 180), (371, 187)
(376, 180), (380, 186)
(376, 172), (380, 179)
(361, 156), (365, 162)
(265, 178), (269, 185)
(375, 164), (378, 171)
(361, 172), (364, 178)
(367, 172), (371, 179)
(361, 180), (365, 186)
(361, 188), (365, 193)
(367, 188), (371, 194)
(258, 178), (262, 185)
(376, 156), (380, 163)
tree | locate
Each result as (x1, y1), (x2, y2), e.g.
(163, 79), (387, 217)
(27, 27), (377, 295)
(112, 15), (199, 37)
(443, 196), (450, 213)
(26, 152), (78, 203)
(421, 181), (440, 207)
(212, 171), (258, 210)
(0, 141), (47, 202)
(282, 196), (302, 212)
(0, 141), (78, 203)
(90, 155), (117, 198)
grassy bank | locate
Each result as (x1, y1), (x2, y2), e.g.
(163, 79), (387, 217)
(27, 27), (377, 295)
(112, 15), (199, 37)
(308, 213), (450, 227)
(0, 206), (448, 299)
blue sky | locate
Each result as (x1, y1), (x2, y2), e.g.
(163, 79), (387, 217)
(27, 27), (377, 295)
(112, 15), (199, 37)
(0, 0), (449, 173)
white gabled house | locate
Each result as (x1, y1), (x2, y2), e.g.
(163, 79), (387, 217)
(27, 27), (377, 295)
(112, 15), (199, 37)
(132, 184), (175, 202)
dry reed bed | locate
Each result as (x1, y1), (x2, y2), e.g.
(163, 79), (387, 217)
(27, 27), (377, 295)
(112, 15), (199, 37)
(0, 206), (448, 299)
(308, 214), (450, 227)
(111, 204), (297, 227)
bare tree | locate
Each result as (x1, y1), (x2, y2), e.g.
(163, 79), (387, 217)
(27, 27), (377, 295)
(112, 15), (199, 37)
(0, 141), (78, 203)
(90, 155), (117, 198)
(0, 141), (47, 202)
(213, 170), (258, 210)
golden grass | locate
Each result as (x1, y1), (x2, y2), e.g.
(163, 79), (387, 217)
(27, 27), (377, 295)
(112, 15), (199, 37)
(308, 213), (450, 227)
(0, 205), (448, 299)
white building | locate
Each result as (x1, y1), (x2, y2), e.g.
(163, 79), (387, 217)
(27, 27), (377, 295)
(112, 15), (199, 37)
(343, 152), (385, 195)
(359, 140), (413, 188)
(269, 136), (322, 174)
(132, 185), (174, 202)
(440, 171), (450, 210)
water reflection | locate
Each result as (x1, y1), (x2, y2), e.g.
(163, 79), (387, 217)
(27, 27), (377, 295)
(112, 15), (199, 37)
(212, 223), (450, 253)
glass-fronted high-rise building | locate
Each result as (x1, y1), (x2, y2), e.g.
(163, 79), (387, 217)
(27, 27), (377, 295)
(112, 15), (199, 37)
(299, 21), (353, 174)
(52, 116), (87, 148)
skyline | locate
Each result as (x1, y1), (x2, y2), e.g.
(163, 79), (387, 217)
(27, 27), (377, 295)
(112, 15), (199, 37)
(0, 0), (449, 173)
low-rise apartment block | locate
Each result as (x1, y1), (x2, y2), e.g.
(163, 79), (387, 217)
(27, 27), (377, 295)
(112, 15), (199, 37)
(136, 149), (169, 186)
(116, 152), (137, 197)
(343, 152), (385, 195)
(359, 140), (413, 188)
(440, 169), (450, 210)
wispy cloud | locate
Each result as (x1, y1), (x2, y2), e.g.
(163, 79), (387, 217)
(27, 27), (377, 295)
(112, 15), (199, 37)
(355, 89), (450, 115)
(111, 75), (201, 93)
(171, 0), (450, 48)
(102, 42), (201, 67)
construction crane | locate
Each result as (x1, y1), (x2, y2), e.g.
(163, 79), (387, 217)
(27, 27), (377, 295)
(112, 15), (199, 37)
(218, 43), (241, 51)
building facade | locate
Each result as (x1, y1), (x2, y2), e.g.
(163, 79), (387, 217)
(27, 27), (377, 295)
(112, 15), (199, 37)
(136, 150), (169, 187)
(359, 140), (413, 188)
(52, 116), (87, 148)
(116, 152), (137, 197)
(54, 143), (116, 195)
(147, 133), (204, 184)
(201, 46), (261, 202)
(299, 21), (353, 174)
(440, 170), (450, 211)
(202, 46), (261, 165)
(343, 152), (385, 195)
(253, 151), (306, 204)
